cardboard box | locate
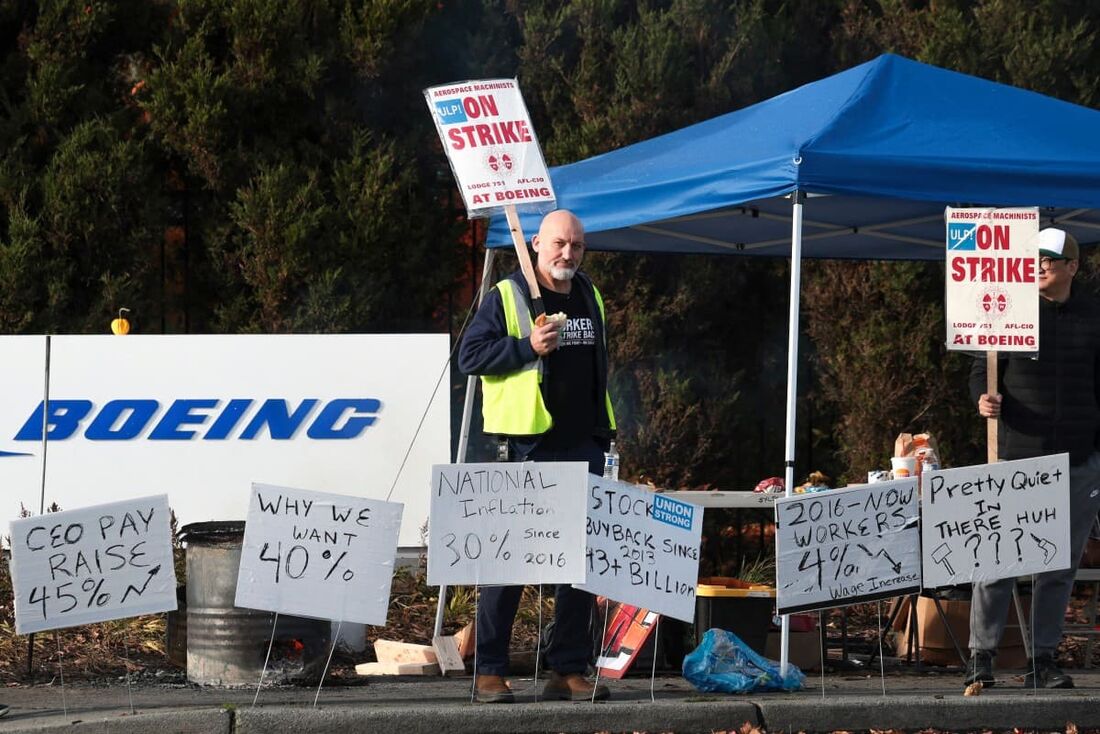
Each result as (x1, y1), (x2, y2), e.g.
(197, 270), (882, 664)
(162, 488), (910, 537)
(893, 595), (1028, 668)
(765, 630), (822, 672)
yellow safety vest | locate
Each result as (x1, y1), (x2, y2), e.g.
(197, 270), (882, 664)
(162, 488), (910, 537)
(481, 279), (617, 436)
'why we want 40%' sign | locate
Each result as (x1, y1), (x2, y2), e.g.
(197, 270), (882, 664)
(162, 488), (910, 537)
(235, 484), (403, 626)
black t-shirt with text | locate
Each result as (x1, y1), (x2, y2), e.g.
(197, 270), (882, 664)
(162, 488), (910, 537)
(539, 287), (598, 446)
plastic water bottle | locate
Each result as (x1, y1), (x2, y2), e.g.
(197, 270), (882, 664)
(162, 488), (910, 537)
(603, 441), (619, 481)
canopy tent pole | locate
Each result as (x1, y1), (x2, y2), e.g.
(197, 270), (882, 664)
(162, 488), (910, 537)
(434, 247), (497, 639)
(780, 190), (806, 675)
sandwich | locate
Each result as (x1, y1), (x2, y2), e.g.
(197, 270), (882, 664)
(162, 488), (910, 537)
(535, 311), (567, 327)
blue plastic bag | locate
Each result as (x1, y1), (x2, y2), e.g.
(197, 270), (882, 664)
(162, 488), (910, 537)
(682, 628), (806, 693)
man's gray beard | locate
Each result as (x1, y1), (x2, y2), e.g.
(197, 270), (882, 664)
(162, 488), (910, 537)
(550, 265), (576, 281)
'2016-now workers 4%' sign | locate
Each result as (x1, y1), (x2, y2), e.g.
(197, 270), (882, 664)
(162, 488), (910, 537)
(235, 484), (403, 626)
(425, 79), (555, 216)
(775, 479), (921, 615)
(575, 478), (703, 623)
(427, 462), (587, 587)
(945, 207), (1039, 352)
(921, 455), (1070, 588)
(9, 495), (177, 635)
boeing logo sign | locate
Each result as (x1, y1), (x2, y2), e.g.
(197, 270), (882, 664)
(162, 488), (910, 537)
(8, 398), (382, 445)
(0, 334), (449, 547)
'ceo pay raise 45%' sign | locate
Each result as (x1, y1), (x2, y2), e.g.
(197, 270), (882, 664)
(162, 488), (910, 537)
(9, 495), (177, 635)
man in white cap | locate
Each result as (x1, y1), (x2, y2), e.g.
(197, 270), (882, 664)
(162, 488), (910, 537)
(968, 227), (1100, 689)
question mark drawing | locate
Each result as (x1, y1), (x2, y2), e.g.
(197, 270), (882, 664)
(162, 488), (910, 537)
(987, 531), (1001, 565)
(1011, 527), (1025, 562)
(964, 534), (982, 567)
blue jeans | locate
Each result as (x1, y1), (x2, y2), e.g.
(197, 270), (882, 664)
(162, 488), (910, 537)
(475, 437), (604, 676)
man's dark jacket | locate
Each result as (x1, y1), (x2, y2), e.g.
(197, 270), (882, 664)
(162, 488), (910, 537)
(969, 291), (1100, 465)
(458, 269), (614, 441)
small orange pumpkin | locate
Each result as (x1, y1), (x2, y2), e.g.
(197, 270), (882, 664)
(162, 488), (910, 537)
(111, 308), (131, 335)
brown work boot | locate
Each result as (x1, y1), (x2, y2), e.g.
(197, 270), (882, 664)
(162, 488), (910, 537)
(474, 674), (514, 703)
(542, 671), (610, 701)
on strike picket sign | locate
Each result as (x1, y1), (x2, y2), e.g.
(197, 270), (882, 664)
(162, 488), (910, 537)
(10, 495), (177, 635)
(427, 462), (586, 586)
(235, 484), (403, 625)
(424, 79), (555, 215)
(775, 479), (921, 615)
(575, 477), (702, 623)
(945, 207), (1040, 352)
(921, 455), (1070, 588)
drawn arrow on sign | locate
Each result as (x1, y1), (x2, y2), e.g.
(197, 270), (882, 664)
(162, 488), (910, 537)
(857, 543), (903, 575)
(121, 564), (162, 603)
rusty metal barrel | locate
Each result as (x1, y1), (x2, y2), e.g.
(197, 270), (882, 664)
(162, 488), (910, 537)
(180, 522), (330, 686)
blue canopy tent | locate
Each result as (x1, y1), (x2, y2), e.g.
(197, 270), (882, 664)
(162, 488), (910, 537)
(485, 53), (1100, 259)
(476, 48), (1100, 498)
(475, 50), (1100, 492)
(449, 54), (1100, 666)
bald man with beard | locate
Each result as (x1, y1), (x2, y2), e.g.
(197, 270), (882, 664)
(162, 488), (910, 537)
(458, 209), (616, 703)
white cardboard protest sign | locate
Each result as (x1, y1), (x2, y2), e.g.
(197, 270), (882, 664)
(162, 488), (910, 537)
(427, 462), (587, 586)
(575, 478), (703, 623)
(10, 495), (177, 635)
(945, 207), (1039, 352)
(775, 479), (921, 615)
(424, 79), (555, 216)
(235, 484), (403, 625)
(921, 455), (1070, 588)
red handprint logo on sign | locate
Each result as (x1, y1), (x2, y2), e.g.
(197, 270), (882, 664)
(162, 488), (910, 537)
(977, 287), (1010, 321)
(484, 149), (514, 178)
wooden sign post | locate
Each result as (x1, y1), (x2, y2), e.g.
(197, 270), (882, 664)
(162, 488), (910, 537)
(987, 351), (998, 462)
(505, 204), (544, 319)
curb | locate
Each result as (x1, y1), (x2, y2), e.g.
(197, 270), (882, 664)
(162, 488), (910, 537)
(757, 693), (1100, 732)
(0, 709), (230, 734)
(235, 701), (761, 734)
(1, 691), (1099, 733)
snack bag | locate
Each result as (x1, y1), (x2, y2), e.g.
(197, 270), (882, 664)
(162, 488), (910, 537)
(893, 432), (942, 475)
(753, 477), (784, 494)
